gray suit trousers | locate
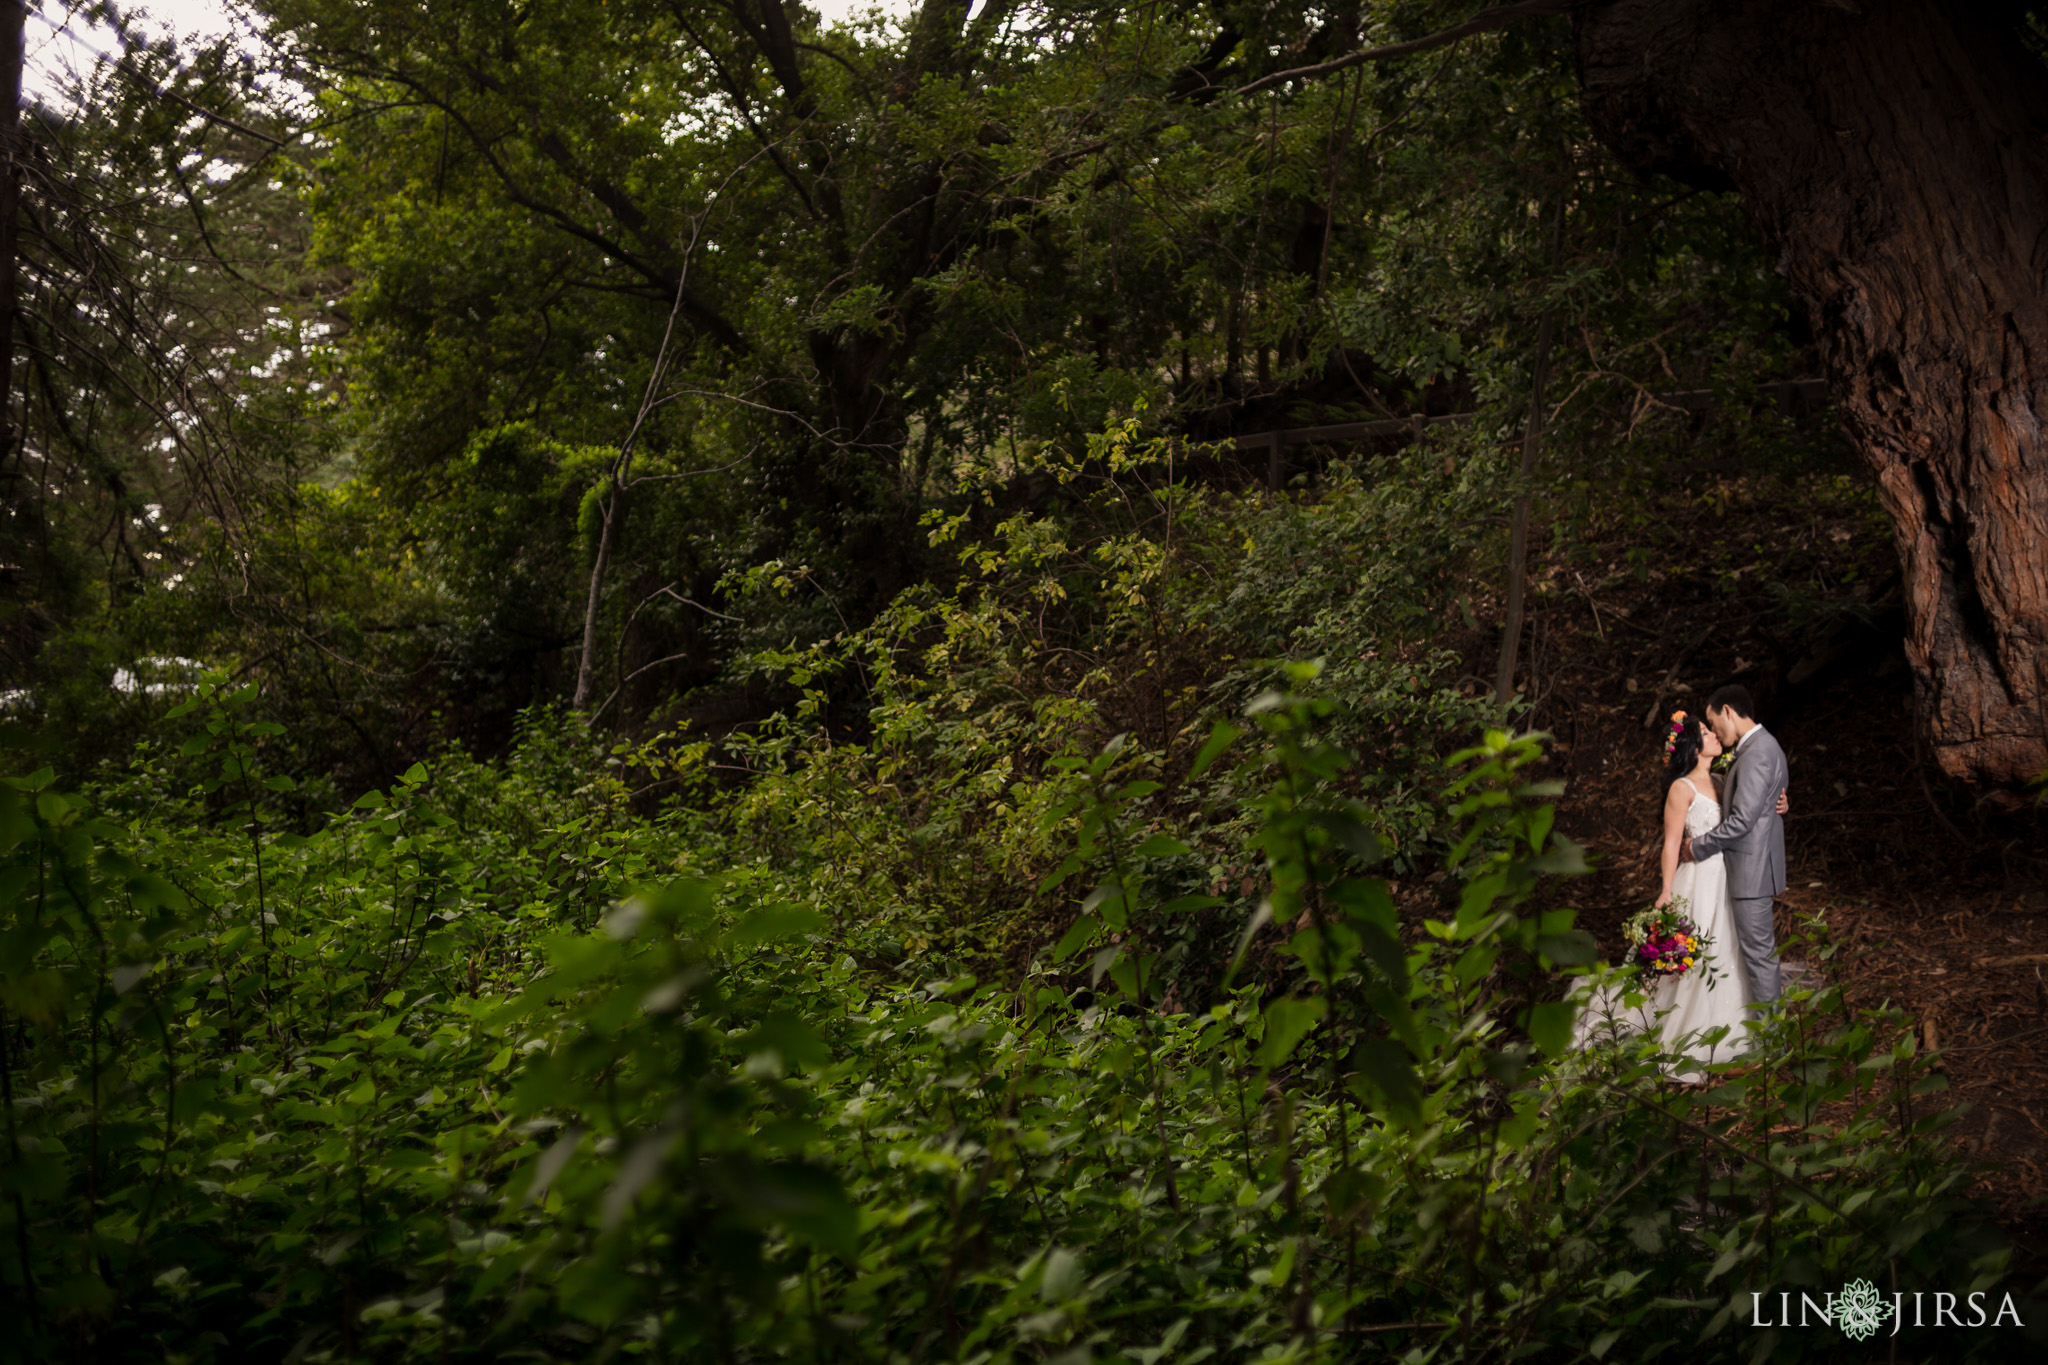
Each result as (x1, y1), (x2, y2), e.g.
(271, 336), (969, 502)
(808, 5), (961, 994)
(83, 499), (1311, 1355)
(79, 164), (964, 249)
(1732, 895), (1783, 1003)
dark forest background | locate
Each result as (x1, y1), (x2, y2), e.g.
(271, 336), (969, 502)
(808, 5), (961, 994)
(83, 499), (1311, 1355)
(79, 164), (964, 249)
(2, 3), (2045, 1361)
(0, 0), (1864, 781)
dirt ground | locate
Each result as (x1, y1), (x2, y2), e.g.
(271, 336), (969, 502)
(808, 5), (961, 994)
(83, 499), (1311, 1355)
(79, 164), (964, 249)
(1486, 475), (2048, 1269)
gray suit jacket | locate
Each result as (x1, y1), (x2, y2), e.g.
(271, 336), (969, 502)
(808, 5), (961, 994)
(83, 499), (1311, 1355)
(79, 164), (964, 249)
(1690, 726), (1788, 899)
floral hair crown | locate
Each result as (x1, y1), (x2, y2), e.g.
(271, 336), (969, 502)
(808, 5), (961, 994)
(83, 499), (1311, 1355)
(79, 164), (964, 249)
(1663, 710), (1689, 758)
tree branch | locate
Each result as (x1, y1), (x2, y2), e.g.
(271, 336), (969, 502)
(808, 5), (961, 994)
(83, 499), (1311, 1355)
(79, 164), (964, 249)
(723, 0), (808, 106)
(27, 11), (288, 149)
(388, 80), (752, 354)
(669, 6), (822, 218)
(1236, 0), (1575, 96)
(533, 131), (656, 238)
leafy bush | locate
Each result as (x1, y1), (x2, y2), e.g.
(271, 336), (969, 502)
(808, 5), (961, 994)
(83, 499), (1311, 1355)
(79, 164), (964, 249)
(1, 671), (2031, 1363)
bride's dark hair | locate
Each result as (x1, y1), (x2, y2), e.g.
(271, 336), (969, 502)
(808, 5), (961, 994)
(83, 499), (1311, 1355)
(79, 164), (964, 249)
(1664, 713), (1705, 785)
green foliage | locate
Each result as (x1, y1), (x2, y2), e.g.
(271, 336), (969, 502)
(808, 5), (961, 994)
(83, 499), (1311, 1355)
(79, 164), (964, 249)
(19, 0), (1863, 783)
(0, 673), (2027, 1362)
(4, 7), (2026, 1358)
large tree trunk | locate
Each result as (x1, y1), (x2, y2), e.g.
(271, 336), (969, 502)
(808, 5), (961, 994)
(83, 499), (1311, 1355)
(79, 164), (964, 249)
(1574, 0), (2048, 785)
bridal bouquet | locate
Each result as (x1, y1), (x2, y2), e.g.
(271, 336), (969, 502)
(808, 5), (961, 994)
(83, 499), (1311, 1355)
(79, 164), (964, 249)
(1621, 897), (1713, 983)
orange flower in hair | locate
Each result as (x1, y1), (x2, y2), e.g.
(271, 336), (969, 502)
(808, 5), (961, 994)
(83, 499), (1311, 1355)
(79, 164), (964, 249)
(1663, 710), (1689, 758)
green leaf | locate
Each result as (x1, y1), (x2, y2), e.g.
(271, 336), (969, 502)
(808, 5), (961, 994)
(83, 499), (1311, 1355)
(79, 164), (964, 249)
(729, 905), (827, 947)
(1052, 916), (1100, 961)
(1254, 996), (1326, 1069)
(1224, 901), (1273, 985)
(0, 794), (31, 849)
(1133, 832), (1192, 858)
(743, 1012), (832, 1070)
(0, 924), (56, 977)
(1107, 952), (1155, 1002)
(1535, 930), (1599, 967)
(1525, 1000), (1577, 1058)
(5, 768), (56, 793)
(171, 1076), (220, 1125)
(123, 872), (188, 912)
(1531, 836), (1589, 875)
(1191, 721), (1242, 776)
(755, 1161), (859, 1260)
(1314, 812), (1384, 864)
(526, 1128), (583, 1204)
(1040, 1246), (1084, 1303)
(600, 1133), (671, 1229)
(45, 1273), (115, 1314)
(1349, 1036), (1422, 1125)
(1265, 1238), (1297, 1290)
(1036, 854), (1083, 894)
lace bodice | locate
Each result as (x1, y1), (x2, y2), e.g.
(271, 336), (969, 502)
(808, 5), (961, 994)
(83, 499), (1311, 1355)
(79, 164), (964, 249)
(1680, 778), (1721, 837)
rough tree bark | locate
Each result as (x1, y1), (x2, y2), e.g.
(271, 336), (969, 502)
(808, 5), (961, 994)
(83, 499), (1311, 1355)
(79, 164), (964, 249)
(1574, 0), (2048, 786)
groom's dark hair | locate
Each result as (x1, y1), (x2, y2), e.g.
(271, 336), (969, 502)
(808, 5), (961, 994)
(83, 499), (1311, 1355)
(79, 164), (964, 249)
(1705, 684), (1756, 720)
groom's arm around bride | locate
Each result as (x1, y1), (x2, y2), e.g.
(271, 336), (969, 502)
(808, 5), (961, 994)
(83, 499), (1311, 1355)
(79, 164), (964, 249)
(1682, 685), (1788, 1004)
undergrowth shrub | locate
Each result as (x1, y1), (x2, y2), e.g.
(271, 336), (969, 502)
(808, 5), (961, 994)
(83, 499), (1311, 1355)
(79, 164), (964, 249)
(697, 439), (1508, 982)
(1, 672), (2033, 1363)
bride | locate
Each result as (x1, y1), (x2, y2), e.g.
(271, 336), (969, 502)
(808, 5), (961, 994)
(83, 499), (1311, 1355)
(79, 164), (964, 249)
(1573, 711), (1762, 1071)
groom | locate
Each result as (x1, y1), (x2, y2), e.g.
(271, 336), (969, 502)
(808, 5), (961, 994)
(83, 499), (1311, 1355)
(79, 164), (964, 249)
(1681, 684), (1788, 1003)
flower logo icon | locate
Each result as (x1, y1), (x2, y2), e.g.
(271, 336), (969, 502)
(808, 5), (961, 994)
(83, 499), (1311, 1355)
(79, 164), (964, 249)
(1836, 1279), (1893, 1341)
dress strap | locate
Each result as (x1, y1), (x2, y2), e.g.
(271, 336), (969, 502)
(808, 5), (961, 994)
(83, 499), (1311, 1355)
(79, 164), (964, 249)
(1680, 777), (1703, 800)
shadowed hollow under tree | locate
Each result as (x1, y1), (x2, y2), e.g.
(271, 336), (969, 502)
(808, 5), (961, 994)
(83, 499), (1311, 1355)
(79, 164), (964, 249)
(1270, 0), (2048, 784)
(1570, 0), (2048, 785)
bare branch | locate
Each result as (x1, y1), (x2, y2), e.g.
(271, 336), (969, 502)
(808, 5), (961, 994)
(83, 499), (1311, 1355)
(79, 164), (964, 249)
(27, 10), (289, 148)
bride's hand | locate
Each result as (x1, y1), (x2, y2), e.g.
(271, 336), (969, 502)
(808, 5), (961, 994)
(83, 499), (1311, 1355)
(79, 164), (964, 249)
(1654, 889), (1673, 908)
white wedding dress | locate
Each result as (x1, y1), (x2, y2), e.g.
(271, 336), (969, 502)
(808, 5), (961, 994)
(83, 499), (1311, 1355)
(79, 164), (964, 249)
(1572, 777), (1754, 1073)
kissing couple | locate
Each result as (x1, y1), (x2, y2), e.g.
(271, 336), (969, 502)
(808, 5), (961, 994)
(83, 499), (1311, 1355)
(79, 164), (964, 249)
(1575, 684), (1791, 1069)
